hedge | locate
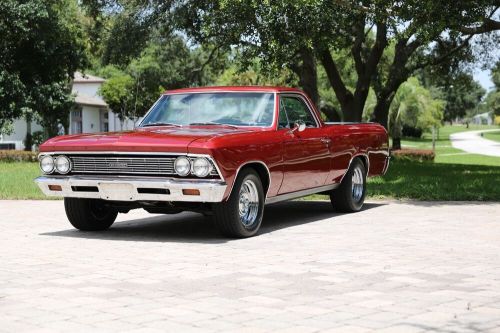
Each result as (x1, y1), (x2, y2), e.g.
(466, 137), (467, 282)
(0, 150), (38, 162)
(390, 149), (435, 162)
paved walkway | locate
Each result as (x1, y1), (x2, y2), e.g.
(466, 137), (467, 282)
(450, 129), (500, 157)
(1, 200), (500, 333)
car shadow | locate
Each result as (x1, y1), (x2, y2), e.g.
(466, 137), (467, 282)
(41, 200), (385, 244)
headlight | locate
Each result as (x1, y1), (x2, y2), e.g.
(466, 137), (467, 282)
(192, 157), (212, 177)
(174, 156), (191, 176)
(39, 155), (55, 174)
(54, 155), (71, 174)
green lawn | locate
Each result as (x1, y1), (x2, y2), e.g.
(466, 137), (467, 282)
(0, 162), (54, 200)
(400, 125), (500, 167)
(367, 160), (500, 201)
(483, 130), (500, 143)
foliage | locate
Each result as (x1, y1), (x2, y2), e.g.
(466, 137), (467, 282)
(388, 77), (444, 139)
(420, 70), (485, 121)
(0, 0), (87, 138)
(98, 66), (135, 119)
(158, 0), (500, 129)
(98, 35), (228, 119)
(485, 61), (500, 116)
(215, 60), (298, 86)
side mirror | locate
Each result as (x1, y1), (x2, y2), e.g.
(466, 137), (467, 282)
(291, 120), (306, 133)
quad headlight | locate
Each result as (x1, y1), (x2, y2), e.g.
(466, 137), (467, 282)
(192, 157), (212, 177)
(55, 155), (71, 174)
(39, 155), (55, 174)
(174, 156), (191, 176)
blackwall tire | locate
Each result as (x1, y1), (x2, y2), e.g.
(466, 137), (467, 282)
(330, 158), (367, 212)
(213, 168), (264, 238)
(64, 198), (118, 231)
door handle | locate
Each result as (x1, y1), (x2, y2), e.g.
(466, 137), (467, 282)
(321, 138), (331, 145)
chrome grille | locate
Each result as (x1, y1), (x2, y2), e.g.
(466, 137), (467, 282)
(67, 155), (219, 177)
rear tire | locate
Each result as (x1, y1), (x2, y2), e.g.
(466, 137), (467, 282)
(330, 158), (367, 212)
(64, 198), (118, 231)
(213, 168), (265, 238)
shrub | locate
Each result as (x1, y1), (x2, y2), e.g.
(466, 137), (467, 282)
(402, 125), (422, 138)
(0, 150), (38, 162)
(391, 149), (435, 162)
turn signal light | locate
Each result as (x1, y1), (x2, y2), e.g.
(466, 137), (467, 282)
(48, 185), (62, 191)
(182, 189), (200, 196)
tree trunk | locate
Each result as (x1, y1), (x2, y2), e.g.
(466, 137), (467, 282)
(24, 115), (32, 151)
(392, 137), (401, 150)
(342, 99), (361, 122)
(373, 95), (392, 129)
(291, 48), (319, 107)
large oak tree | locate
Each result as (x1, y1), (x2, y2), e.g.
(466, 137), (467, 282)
(144, 0), (500, 128)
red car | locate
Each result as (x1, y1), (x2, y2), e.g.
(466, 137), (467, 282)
(36, 86), (389, 238)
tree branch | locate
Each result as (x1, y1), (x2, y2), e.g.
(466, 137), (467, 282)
(351, 17), (366, 76)
(320, 49), (352, 105)
(459, 7), (500, 35)
(410, 34), (474, 72)
(192, 43), (223, 74)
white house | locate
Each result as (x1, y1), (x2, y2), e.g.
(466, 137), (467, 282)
(471, 111), (494, 125)
(0, 72), (136, 150)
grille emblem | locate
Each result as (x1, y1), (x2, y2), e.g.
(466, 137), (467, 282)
(108, 162), (128, 168)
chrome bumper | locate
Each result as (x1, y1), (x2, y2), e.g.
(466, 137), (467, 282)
(35, 176), (227, 202)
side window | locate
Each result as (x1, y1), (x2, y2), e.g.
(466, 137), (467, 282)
(281, 96), (317, 127)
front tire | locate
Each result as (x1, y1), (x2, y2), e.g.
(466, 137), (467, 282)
(213, 168), (265, 238)
(64, 198), (118, 231)
(330, 158), (367, 212)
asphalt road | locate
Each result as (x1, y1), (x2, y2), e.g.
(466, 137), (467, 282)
(450, 129), (500, 157)
(1, 199), (500, 332)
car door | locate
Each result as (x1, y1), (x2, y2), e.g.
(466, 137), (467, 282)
(277, 94), (331, 194)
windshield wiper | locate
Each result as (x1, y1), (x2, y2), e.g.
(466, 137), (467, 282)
(189, 122), (238, 128)
(141, 122), (182, 127)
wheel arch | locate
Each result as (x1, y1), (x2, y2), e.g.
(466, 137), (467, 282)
(229, 161), (271, 198)
(339, 153), (369, 184)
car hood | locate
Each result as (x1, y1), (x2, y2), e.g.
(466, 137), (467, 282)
(39, 126), (253, 153)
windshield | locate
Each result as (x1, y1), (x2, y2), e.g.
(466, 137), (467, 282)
(140, 92), (276, 127)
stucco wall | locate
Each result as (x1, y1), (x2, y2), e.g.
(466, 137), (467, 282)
(82, 106), (101, 133)
(72, 82), (101, 98)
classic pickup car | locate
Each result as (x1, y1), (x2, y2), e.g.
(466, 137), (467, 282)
(36, 86), (389, 238)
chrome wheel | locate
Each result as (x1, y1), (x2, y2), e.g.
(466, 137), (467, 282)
(238, 179), (259, 227)
(351, 165), (364, 203)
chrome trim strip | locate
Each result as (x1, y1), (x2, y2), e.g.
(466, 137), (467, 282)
(227, 160), (272, 199)
(278, 93), (321, 128)
(35, 176), (227, 203)
(38, 152), (225, 182)
(382, 156), (391, 175)
(265, 183), (339, 204)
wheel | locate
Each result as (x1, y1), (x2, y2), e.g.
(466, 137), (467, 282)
(330, 158), (367, 212)
(64, 198), (118, 231)
(213, 168), (265, 238)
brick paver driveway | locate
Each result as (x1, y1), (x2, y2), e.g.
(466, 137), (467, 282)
(1, 200), (500, 333)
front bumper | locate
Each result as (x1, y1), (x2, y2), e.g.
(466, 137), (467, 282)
(35, 175), (227, 202)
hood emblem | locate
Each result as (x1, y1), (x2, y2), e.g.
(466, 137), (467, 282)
(108, 162), (128, 168)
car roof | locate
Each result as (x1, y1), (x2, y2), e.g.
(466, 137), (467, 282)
(163, 86), (304, 94)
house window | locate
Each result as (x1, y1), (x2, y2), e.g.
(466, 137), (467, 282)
(71, 109), (82, 134)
